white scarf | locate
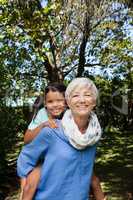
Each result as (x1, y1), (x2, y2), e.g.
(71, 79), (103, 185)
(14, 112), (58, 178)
(62, 109), (102, 150)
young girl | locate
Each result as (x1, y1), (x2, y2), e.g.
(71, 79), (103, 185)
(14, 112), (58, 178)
(20, 83), (67, 200)
(20, 82), (106, 200)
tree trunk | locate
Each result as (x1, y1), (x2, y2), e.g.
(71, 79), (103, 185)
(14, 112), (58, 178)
(77, 13), (90, 77)
(44, 57), (64, 82)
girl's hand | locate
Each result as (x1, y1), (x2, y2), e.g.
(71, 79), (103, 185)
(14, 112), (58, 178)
(48, 118), (58, 128)
(42, 119), (57, 128)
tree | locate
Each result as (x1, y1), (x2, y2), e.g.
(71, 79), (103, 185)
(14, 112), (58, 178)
(1, 0), (132, 84)
(0, 0), (132, 123)
(0, 1), (133, 195)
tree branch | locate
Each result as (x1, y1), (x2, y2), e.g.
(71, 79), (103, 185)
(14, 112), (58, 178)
(63, 63), (78, 77)
(90, 7), (123, 33)
(84, 63), (106, 67)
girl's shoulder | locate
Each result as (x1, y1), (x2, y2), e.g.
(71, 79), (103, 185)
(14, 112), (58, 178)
(36, 107), (48, 122)
(28, 107), (48, 130)
(37, 107), (47, 115)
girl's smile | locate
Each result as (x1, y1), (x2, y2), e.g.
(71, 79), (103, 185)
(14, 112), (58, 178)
(45, 91), (66, 118)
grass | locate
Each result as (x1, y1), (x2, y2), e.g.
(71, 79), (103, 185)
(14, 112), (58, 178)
(95, 129), (133, 200)
(1, 129), (133, 200)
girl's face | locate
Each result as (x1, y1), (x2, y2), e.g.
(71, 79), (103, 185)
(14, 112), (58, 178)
(45, 90), (66, 118)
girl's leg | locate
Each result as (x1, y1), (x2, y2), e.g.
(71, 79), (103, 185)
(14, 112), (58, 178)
(22, 165), (41, 200)
(91, 174), (107, 200)
(19, 178), (26, 200)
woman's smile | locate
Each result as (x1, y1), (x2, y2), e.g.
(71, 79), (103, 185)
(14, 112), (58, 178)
(67, 87), (96, 116)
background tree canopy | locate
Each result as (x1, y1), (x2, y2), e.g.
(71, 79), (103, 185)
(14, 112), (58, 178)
(0, 0), (133, 199)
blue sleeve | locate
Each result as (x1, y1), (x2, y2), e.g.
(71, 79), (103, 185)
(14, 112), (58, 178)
(17, 127), (52, 178)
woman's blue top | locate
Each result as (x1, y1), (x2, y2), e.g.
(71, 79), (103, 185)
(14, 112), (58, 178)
(17, 121), (96, 200)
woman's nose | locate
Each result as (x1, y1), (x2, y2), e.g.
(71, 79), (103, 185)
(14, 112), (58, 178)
(78, 95), (85, 102)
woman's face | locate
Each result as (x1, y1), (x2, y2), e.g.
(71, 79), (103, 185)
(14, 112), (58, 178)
(45, 91), (66, 118)
(67, 86), (96, 117)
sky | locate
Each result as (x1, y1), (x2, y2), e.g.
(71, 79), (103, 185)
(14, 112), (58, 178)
(41, 0), (48, 8)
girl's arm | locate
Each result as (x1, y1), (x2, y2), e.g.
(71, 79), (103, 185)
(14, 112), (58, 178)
(24, 122), (46, 144)
(24, 120), (57, 144)
(24, 108), (49, 144)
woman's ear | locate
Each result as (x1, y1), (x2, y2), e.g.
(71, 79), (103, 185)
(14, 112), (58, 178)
(66, 98), (70, 108)
(92, 99), (96, 109)
(65, 100), (69, 109)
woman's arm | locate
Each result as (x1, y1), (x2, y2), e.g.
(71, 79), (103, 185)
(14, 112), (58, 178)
(17, 127), (52, 178)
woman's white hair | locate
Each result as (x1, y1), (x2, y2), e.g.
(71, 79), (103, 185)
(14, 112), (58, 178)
(65, 77), (98, 100)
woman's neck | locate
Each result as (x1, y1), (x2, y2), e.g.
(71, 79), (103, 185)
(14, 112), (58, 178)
(73, 115), (89, 134)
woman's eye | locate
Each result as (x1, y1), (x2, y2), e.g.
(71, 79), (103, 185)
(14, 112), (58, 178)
(72, 95), (79, 98)
(85, 95), (91, 97)
(85, 94), (92, 97)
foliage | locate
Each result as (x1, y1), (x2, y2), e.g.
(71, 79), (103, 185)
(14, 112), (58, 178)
(0, 0), (133, 82)
(0, 0), (133, 198)
(0, 105), (27, 172)
(0, 0), (132, 104)
(0, 106), (27, 200)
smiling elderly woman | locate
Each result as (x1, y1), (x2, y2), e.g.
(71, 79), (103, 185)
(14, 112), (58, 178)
(17, 78), (102, 200)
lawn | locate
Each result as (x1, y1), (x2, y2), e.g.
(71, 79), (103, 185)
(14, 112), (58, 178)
(1, 129), (133, 200)
(95, 129), (133, 200)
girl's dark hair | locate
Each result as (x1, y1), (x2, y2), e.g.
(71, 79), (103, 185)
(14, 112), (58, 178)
(31, 95), (44, 120)
(31, 82), (66, 121)
(44, 82), (66, 99)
